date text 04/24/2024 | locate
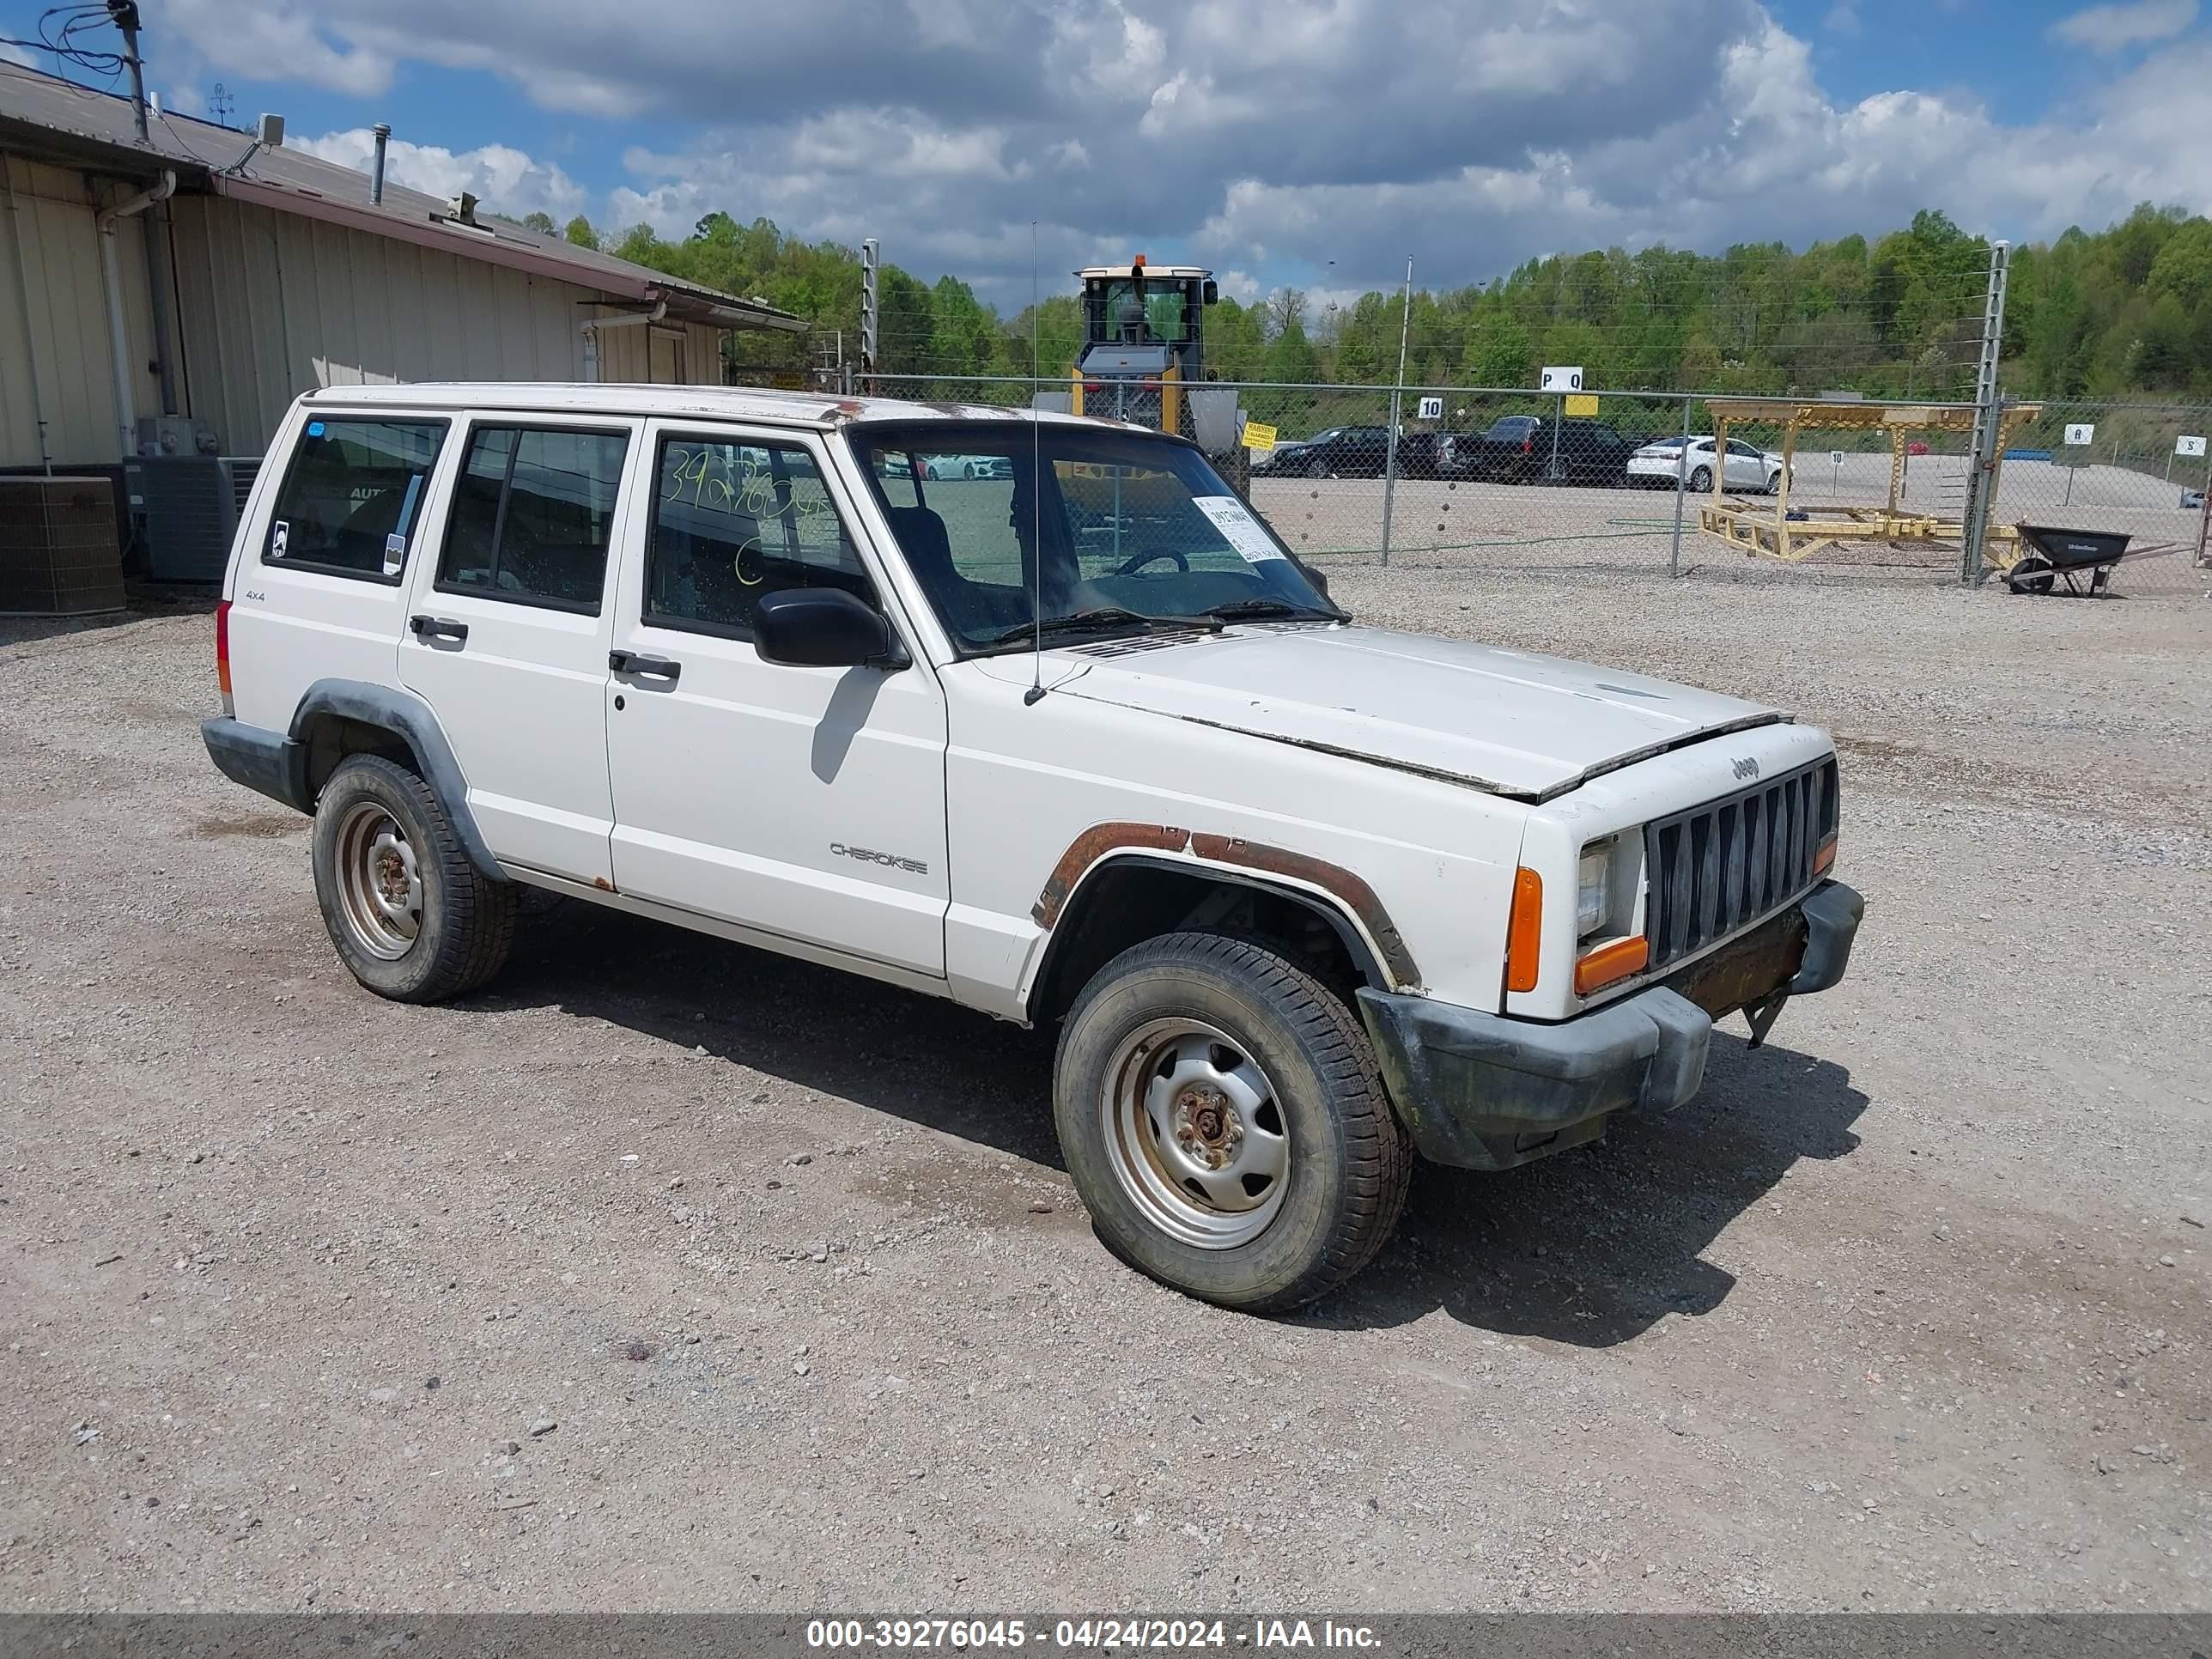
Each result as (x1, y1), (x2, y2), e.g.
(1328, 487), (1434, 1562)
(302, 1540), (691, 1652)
(805, 1620), (1380, 1650)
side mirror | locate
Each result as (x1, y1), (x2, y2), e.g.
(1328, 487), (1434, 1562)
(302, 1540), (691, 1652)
(1201, 279), (1218, 307)
(754, 588), (907, 671)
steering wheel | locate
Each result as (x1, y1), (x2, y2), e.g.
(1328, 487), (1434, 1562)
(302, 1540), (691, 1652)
(1113, 549), (1188, 577)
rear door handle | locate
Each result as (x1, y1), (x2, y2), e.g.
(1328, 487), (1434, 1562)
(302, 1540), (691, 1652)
(609, 649), (681, 684)
(409, 614), (468, 643)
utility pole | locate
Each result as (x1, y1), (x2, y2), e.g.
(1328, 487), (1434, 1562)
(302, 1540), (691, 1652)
(1959, 240), (2009, 586)
(1380, 254), (1412, 567)
(107, 2), (149, 143)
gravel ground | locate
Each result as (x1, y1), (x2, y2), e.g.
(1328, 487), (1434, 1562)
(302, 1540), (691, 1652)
(1, 569), (2206, 1614)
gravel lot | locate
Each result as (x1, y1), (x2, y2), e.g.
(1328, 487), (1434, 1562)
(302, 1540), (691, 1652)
(1, 564), (2206, 1614)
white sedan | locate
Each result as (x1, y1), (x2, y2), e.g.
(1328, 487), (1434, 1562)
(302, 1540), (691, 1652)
(1626, 435), (1789, 494)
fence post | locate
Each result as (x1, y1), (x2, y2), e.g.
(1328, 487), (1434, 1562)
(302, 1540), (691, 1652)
(859, 238), (879, 391)
(1960, 240), (2009, 586)
(1379, 257), (1413, 567)
(1668, 394), (1693, 578)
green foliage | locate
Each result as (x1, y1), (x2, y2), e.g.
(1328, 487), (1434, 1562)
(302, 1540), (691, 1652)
(573, 204), (2212, 399)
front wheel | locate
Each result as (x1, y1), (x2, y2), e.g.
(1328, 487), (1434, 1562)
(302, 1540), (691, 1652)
(1766, 470), (1784, 495)
(1054, 933), (1411, 1313)
(1688, 465), (1712, 492)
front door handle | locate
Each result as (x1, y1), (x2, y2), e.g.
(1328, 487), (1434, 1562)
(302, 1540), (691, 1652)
(609, 649), (681, 684)
(409, 614), (468, 643)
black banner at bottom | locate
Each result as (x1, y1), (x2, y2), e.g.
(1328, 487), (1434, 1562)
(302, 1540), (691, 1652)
(3, 1615), (2209, 1659)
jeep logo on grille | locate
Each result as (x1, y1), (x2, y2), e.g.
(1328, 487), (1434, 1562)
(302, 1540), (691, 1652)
(1731, 756), (1760, 781)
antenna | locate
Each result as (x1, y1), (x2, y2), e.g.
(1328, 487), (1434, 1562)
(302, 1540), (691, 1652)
(1024, 219), (1047, 706)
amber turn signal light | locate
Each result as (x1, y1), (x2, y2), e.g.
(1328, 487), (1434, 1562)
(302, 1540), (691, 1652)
(1505, 866), (1543, 994)
(1814, 834), (1838, 877)
(1574, 935), (1650, 997)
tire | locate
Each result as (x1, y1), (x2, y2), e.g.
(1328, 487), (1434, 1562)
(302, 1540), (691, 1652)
(312, 753), (516, 1003)
(1766, 471), (1783, 495)
(1054, 932), (1411, 1314)
(1688, 465), (1712, 492)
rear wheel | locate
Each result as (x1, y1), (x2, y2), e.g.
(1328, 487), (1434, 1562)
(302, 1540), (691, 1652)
(1054, 932), (1411, 1314)
(313, 754), (515, 1002)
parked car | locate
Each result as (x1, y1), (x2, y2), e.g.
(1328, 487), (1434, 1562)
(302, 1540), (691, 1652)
(204, 384), (1862, 1315)
(921, 453), (1006, 481)
(1254, 425), (1391, 478)
(1449, 416), (1641, 486)
(1626, 435), (1790, 495)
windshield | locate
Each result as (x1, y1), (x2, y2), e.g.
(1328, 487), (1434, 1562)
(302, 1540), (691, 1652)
(848, 421), (1341, 654)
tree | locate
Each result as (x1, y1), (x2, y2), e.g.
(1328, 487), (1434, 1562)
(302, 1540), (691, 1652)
(563, 216), (599, 250)
(520, 210), (556, 235)
(1462, 312), (1532, 388)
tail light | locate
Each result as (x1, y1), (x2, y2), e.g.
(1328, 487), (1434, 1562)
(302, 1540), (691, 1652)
(1522, 436), (1532, 454)
(215, 599), (234, 715)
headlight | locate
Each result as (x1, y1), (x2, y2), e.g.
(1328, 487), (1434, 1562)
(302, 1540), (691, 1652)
(1577, 841), (1613, 939)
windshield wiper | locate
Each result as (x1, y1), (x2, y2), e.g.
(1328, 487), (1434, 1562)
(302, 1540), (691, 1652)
(1202, 599), (1345, 623)
(982, 607), (1221, 648)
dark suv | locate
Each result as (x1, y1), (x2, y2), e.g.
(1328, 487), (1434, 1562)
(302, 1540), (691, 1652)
(1449, 416), (1639, 487)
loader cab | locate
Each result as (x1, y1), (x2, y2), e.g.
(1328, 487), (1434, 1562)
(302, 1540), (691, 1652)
(1076, 258), (1218, 387)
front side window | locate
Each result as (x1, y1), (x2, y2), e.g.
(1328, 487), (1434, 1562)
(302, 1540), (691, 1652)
(646, 435), (876, 639)
(436, 425), (630, 612)
(264, 416), (447, 580)
(849, 422), (1341, 654)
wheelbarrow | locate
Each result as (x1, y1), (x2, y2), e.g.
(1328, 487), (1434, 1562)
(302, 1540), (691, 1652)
(2005, 524), (2132, 596)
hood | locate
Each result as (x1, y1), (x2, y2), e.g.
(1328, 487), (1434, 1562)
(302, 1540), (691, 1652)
(1044, 625), (1784, 800)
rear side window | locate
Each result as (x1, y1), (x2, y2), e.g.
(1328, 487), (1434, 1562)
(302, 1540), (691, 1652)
(436, 426), (631, 613)
(646, 435), (876, 641)
(263, 416), (447, 581)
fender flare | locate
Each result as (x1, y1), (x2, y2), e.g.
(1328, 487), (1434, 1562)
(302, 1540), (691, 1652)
(1026, 822), (1421, 1013)
(289, 678), (503, 882)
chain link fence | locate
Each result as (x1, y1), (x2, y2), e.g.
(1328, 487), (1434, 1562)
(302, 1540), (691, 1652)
(862, 375), (2212, 598)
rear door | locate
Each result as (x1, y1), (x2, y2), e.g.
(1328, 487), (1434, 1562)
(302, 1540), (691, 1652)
(603, 422), (950, 975)
(396, 415), (640, 885)
(226, 410), (449, 734)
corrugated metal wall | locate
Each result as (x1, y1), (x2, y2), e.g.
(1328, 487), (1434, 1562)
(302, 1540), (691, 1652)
(4, 168), (731, 469)
(167, 194), (726, 455)
(0, 155), (161, 468)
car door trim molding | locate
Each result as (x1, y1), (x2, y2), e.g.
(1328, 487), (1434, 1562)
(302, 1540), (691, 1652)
(289, 678), (502, 882)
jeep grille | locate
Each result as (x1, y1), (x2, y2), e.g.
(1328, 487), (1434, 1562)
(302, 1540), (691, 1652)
(1644, 757), (1838, 971)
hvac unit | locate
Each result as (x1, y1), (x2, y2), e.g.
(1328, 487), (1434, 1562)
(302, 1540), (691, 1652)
(132, 456), (262, 583)
(0, 475), (127, 616)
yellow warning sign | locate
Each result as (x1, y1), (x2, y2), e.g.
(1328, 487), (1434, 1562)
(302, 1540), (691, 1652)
(1243, 422), (1279, 453)
(1564, 393), (1599, 416)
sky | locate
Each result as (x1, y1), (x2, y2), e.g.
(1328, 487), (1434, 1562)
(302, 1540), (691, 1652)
(4, 0), (2209, 311)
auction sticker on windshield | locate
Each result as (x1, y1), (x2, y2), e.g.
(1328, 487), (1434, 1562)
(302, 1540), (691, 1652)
(1193, 495), (1285, 562)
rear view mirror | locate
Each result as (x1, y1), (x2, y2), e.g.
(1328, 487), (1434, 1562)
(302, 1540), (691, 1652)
(1201, 279), (1219, 307)
(754, 588), (907, 671)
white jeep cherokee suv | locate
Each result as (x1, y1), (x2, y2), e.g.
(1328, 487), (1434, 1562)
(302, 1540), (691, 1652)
(204, 384), (1863, 1312)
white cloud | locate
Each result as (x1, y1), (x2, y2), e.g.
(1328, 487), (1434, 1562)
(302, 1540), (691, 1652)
(293, 128), (588, 224)
(0, 41), (34, 68)
(149, 0), (2212, 308)
(2049, 0), (2199, 49)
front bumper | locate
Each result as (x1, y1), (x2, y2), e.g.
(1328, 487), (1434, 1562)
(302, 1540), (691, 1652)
(1358, 879), (1863, 1171)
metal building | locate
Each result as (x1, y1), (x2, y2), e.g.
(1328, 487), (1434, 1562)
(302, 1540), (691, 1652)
(1, 61), (804, 473)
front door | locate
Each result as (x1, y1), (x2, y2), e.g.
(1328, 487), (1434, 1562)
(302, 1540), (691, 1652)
(604, 422), (949, 976)
(397, 416), (640, 885)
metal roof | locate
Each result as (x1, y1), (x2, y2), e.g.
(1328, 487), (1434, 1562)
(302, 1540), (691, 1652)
(1077, 264), (1213, 280)
(0, 62), (803, 333)
(298, 380), (1134, 431)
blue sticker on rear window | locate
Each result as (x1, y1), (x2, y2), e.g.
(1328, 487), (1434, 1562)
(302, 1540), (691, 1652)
(307, 421), (325, 437)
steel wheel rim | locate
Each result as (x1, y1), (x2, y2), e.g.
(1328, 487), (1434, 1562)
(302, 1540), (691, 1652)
(334, 800), (422, 961)
(1102, 1018), (1291, 1250)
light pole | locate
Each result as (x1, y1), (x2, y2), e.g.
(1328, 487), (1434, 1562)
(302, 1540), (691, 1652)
(1380, 255), (1412, 566)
